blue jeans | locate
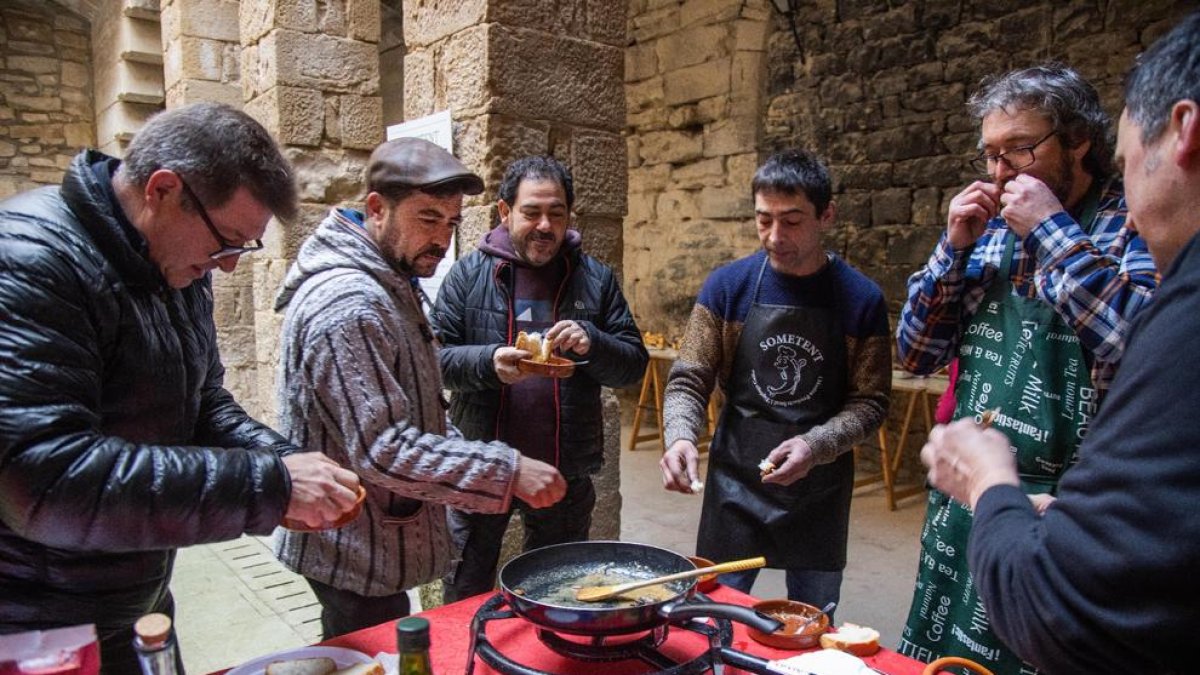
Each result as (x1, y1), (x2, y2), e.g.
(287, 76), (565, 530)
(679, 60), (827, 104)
(718, 568), (842, 622)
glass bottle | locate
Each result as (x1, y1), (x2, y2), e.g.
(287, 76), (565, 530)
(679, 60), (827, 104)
(395, 617), (433, 675)
(133, 613), (182, 675)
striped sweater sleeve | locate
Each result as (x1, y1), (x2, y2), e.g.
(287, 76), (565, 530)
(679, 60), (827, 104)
(291, 283), (518, 514)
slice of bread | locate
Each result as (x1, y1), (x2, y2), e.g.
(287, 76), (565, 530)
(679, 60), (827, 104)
(264, 657), (337, 675)
(515, 331), (550, 362)
(819, 622), (880, 656)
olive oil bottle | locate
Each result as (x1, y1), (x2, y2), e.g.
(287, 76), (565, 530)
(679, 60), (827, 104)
(396, 617), (433, 675)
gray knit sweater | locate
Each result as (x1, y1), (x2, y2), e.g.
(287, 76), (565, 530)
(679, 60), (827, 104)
(273, 208), (519, 596)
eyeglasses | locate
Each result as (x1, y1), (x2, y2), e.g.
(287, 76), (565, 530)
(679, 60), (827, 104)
(969, 130), (1057, 176)
(178, 178), (264, 260)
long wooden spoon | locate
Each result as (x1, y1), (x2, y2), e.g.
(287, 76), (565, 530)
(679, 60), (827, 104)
(575, 556), (767, 602)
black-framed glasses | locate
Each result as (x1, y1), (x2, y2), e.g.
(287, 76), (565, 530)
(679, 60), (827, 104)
(969, 130), (1057, 176)
(178, 178), (264, 260)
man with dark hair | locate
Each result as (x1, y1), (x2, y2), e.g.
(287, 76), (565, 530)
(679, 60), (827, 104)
(431, 155), (648, 602)
(895, 64), (1159, 672)
(919, 14), (1200, 674)
(274, 139), (567, 638)
(0, 102), (360, 673)
(660, 150), (891, 610)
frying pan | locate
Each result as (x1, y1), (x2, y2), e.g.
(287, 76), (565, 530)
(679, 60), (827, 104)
(498, 540), (782, 636)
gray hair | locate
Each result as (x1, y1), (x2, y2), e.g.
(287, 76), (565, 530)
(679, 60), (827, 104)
(1126, 12), (1200, 144)
(967, 64), (1114, 179)
(121, 102), (298, 221)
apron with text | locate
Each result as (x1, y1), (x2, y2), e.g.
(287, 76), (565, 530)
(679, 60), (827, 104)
(697, 258), (851, 570)
(898, 235), (1094, 674)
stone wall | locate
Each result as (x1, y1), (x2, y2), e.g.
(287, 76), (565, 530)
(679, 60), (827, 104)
(624, 0), (772, 341)
(0, 0), (94, 200)
(239, 0), (384, 422)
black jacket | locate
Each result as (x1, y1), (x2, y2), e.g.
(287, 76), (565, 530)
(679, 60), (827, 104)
(968, 231), (1200, 675)
(0, 152), (293, 640)
(430, 240), (648, 478)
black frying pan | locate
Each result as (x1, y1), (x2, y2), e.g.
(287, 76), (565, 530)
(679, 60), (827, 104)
(498, 540), (782, 636)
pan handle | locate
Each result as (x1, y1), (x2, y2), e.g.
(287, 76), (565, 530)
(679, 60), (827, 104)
(660, 600), (784, 634)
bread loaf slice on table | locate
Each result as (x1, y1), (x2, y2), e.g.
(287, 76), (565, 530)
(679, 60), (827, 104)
(264, 657), (337, 675)
(819, 622), (880, 656)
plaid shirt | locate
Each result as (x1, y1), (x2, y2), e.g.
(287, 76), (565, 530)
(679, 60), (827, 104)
(896, 176), (1158, 397)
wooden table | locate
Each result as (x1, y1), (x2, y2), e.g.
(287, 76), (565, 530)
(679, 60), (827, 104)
(856, 370), (949, 511)
(628, 348), (719, 454)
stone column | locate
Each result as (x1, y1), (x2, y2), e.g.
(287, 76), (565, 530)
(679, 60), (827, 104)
(239, 0), (384, 421)
(403, 0), (629, 545)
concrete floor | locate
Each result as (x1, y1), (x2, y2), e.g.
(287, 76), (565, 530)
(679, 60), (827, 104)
(173, 433), (927, 673)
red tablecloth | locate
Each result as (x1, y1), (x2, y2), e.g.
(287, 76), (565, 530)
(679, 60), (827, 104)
(313, 586), (926, 675)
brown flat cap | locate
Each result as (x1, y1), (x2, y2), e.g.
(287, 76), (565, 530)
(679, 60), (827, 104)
(367, 137), (484, 195)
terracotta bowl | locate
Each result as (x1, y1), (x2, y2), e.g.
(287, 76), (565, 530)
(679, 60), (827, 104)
(282, 485), (367, 532)
(747, 599), (830, 650)
(517, 355), (577, 378)
(687, 556), (719, 592)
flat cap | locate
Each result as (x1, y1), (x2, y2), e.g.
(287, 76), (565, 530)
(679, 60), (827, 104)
(367, 137), (484, 195)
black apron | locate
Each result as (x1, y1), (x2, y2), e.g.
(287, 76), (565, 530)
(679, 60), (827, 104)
(697, 257), (851, 570)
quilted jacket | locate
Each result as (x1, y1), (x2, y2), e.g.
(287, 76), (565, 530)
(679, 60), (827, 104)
(429, 231), (648, 478)
(0, 151), (293, 641)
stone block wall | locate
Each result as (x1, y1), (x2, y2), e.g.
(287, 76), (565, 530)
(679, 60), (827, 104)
(239, 0), (384, 423)
(0, 0), (94, 200)
(623, 0), (772, 341)
(403, 1), (629, 269)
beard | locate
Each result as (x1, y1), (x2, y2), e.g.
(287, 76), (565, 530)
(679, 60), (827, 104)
(375, 223), (446, 278)
(514, 230), (562, 266)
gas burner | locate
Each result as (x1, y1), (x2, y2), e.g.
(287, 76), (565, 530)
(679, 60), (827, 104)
(466, 592), (742, 675)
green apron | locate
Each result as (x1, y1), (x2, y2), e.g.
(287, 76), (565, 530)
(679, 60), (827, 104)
(899, 215), (1099, 672)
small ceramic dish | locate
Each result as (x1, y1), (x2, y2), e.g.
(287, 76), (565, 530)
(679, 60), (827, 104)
(687, 556), (720, 592)
(282, 485), (367, 532)
(747, 599), (830, 650)
(517, 355), (577, 378)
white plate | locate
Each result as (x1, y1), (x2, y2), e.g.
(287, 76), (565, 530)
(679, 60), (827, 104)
(225, 645), (374, 675)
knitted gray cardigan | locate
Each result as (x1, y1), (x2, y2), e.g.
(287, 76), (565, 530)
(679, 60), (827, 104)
(273, 209), (519, 596)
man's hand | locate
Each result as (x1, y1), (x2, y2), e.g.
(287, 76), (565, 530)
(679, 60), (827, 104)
(1000, 174), (1065, 238)
(761, 437), (817, 485)
(514, 456), (567, 508)
(545, 320), (591, 357)
(281, 452), (361, 528)
(660, 440), (701, 493)
(946, 181), (1002, 249)
(494, 346), (533, 384)
(920, 418), (1020, 509)
(1028, 493), (1056, 515)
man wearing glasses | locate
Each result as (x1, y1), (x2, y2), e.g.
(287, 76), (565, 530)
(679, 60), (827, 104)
(0, 103), (360, 673)
(895, 65), (1158, 673)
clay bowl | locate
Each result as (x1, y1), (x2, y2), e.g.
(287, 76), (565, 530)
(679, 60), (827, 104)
(282, 485), (367, 532)
(517, 355), (577, 378)
(687, 556), (720, 592)
(746, 599), (830, 650)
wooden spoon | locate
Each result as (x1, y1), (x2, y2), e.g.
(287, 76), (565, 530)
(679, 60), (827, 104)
(574, 556), (766, 603)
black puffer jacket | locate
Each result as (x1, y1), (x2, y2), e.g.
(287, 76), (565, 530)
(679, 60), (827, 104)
(430, 234), (648, 478)
(0, 152), (293, 640)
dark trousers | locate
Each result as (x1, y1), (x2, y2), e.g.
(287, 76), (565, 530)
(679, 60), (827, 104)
(305, 578), (411, 640)
(442, 475), (595, 603)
